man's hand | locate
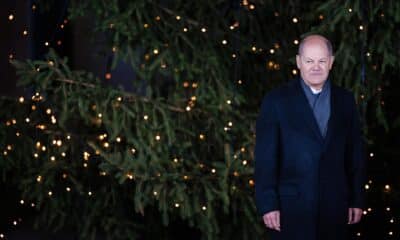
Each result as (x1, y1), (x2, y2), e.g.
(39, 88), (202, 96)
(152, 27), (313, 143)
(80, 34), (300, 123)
(263, 210), (281, 231)
(348, 208), (363, 224)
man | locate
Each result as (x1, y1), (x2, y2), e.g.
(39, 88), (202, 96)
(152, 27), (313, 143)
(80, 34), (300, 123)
(254, 34), (366, 240)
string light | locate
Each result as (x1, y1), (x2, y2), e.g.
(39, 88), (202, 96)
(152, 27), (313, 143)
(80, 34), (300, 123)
(8, 14), (14, 21)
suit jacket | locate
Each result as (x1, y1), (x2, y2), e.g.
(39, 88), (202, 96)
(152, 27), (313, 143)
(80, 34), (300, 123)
(254, 78), (366, 240)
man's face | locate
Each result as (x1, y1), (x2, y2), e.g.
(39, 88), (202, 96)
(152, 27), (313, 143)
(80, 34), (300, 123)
(296, 40), (334, 89)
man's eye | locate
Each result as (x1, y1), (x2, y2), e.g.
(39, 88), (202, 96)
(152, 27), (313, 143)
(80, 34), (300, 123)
(320, 61), (326, 63)
(306, 60), (313, 63)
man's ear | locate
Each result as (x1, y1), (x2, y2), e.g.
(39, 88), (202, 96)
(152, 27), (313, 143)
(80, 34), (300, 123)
(329, 55), (335, 69)
(296, 55), (301, 69)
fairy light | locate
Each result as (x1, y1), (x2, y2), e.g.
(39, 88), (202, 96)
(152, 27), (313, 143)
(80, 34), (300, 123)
(143, 115), (149, 120)
(201, 27), (207, 32)
(83, 152), (90, 161)
(202, 206), (207, 211)
(153, 49), (159, 54)
(88, 191), (92, 196)
(8, 14), (14, 21)
(131, 148), (136, 154)
(183, 27), (188, 32)
(292, 17), (298, 23)
(19, 97), (24, 103)
(48, 191), (52, 196)
(155, 135), (161, 141)
(249, 179), (255, 186)
(66, 187), (71, 192)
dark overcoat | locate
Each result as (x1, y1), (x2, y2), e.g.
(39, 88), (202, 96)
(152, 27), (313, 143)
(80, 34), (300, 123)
(254, 78), (366, 240)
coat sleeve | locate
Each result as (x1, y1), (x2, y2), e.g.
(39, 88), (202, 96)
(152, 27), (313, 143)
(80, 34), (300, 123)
(254, 94), (280, 216)
(346, 94), (367, 209)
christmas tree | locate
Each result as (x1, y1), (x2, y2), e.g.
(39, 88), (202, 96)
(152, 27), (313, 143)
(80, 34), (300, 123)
(1, 1), (399, 239)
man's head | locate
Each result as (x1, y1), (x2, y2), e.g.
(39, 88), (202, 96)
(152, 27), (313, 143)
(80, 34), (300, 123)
(296, 34), (334, 90)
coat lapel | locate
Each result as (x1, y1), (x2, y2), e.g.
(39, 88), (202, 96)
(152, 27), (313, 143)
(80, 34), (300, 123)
(291, 79), (324, 143)
(322, 84), (338, 151)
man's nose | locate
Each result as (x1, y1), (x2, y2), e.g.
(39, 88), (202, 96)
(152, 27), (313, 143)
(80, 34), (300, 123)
(311, 64), (321, 71)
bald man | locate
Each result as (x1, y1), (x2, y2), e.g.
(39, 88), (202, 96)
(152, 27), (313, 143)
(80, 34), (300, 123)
(254, 35), (366, 240)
